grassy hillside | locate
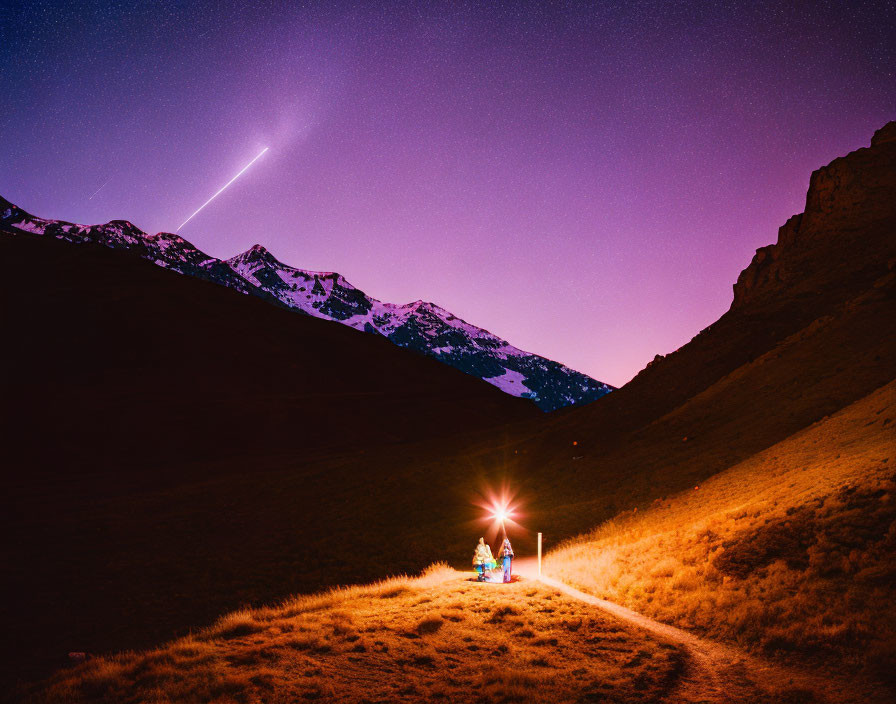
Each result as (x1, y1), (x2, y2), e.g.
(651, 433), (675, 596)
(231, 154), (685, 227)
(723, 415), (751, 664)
(29, 566), (686, 704)
(471, 264), (896, 554)
(24, 371), (895, 702)
(546, 380), (896, 684)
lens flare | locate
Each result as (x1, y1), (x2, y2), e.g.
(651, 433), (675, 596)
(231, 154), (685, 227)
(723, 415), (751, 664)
(490, 503), (514, 523)
(474, 482), (524, 541)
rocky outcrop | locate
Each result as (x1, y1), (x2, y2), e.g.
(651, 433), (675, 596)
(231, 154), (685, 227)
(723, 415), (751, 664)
(549, 123), (896, 447)
(733, 121), (896, 310)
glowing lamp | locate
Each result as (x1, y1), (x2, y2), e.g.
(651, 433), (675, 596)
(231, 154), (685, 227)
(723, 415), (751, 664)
(490, 503), (513, 523)
(475, 484), (522, 541)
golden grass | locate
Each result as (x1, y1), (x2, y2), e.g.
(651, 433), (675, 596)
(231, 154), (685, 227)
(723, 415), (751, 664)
(545, 380), (896, 682)
(32, 563), (684, 703)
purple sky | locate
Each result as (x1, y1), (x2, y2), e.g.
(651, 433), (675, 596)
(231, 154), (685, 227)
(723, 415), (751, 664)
(2, 1), (893, 386)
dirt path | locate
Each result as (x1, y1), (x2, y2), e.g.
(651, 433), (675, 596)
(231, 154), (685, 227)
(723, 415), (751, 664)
(512, 558), (881, 704)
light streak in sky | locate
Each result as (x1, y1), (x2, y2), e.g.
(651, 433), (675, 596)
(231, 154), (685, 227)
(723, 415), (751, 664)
(88, 178), (112, 200)
(177, 147), (269, 232)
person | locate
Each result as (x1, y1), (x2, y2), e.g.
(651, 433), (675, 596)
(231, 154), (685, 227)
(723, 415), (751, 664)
(473, 537), (493, 581)
(500, 537), (514, 583)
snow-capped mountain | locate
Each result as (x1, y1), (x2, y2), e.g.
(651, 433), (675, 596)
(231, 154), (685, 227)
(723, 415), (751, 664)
(1, 196), (613, 410)
(225, 244), (613, 409)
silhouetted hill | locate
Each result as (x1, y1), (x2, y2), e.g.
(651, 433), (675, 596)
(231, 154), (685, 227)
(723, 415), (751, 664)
(1, 233), (537, 474)
(0, 197), (613, 411)
(535, 121), (896, 446)
(0, 233), (537, 692)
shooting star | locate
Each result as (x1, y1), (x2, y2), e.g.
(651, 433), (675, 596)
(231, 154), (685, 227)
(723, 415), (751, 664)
(88, 178), (112, 200)
(177, 147), (269, 232)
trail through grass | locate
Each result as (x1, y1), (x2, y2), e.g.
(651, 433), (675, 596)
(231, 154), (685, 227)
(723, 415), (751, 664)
(544, 381), (896, 700)
(33, 566), (685, 703)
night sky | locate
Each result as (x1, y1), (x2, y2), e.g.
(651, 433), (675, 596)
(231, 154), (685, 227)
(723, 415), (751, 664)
(2, 1), (892, 386)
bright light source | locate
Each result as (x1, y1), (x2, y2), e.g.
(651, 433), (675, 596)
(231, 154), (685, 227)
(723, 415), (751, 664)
(474, 483), (523, 539)
(490, 503), (513, 523)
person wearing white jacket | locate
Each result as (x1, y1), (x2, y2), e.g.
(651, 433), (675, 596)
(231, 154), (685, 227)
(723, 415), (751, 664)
(472, 538), (495, 581)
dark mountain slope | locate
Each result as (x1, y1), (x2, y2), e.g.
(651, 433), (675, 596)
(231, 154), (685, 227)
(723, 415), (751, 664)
(224, 244), (613, 411)
(0, 233), (538, 691)
(512, 126), (896, 693)
(422, 123), (895, 550)
(1, 233), (537, 474)
(539, 121), (896, 445)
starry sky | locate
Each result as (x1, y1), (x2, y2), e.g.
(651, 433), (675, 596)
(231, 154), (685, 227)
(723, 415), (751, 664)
(2, 1), (893, 386)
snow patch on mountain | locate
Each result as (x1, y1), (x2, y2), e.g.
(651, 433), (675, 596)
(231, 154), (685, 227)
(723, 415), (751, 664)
(486, 368), (534, 396)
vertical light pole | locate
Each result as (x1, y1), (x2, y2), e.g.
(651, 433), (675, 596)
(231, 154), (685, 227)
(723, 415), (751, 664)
(537, 532), (542, 577)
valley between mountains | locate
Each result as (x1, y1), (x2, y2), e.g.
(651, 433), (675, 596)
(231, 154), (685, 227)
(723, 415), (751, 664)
(2, 123), (894, 703)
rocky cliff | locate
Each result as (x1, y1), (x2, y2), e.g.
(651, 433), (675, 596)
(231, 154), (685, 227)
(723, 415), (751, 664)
(732, 121), (896, 310)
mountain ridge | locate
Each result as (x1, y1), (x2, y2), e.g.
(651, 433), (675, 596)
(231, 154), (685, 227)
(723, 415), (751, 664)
(0, 198), (612, 411)
(732, 120), (896, 311)
(535, 120), (896, 443)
